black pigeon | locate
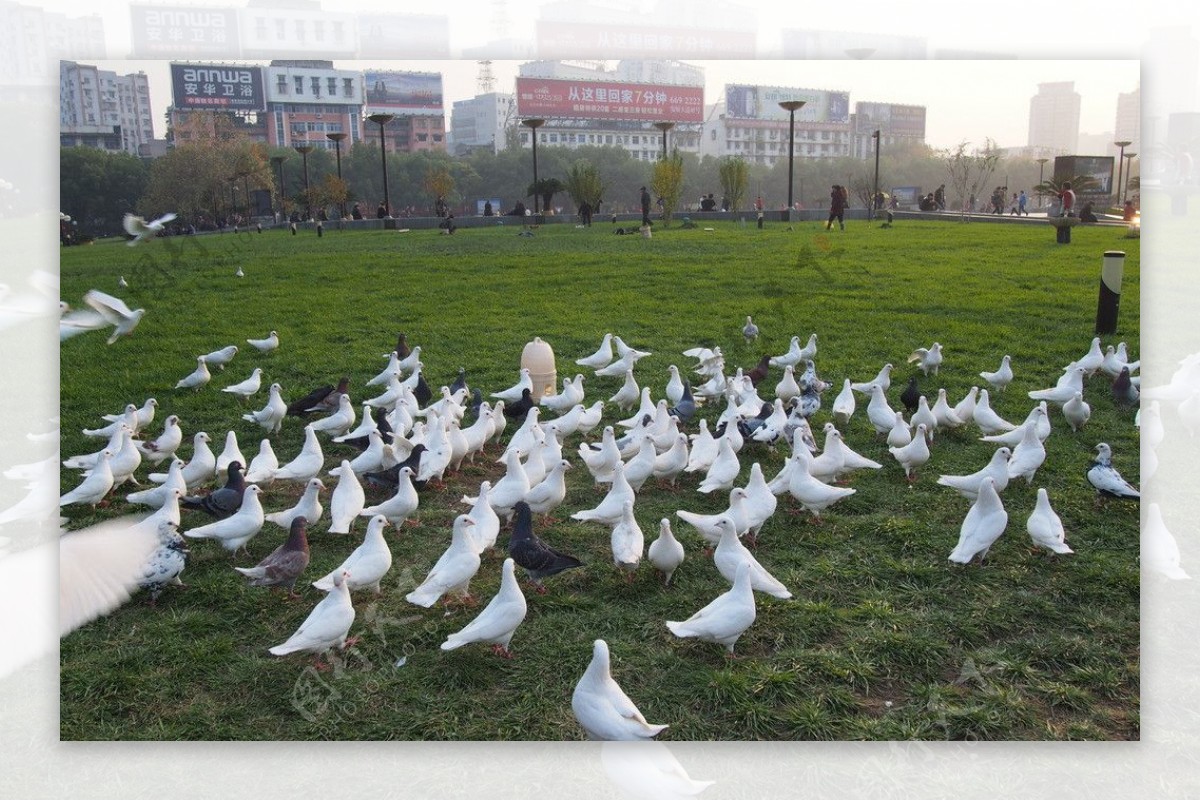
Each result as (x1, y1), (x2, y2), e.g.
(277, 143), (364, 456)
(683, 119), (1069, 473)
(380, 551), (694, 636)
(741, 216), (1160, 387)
(508, 501), (582, 592)
(181, 462), (245, 519)
(395, 332), (411, 360)
(364, 443), (428, 491)
(736, 401), (774, 438)
(467, 387), (484, 420)
(504, 387), (535, 420)
(233, 516), (311, 597)
(747, 354), (771, 387)
(287, 376), (350, 417)
(448, 367), (469, 397)
(900, 376), (921, 414)
(413, 370), (433, 407)
(667, 380), (696, 423)
(1112, 367), (1139, 407)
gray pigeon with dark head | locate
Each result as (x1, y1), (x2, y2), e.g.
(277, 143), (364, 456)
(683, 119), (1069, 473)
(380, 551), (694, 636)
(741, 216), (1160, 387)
(233, 516), (311, 597)
(508, 501), (582, 592)
(180, 461), (245, 519)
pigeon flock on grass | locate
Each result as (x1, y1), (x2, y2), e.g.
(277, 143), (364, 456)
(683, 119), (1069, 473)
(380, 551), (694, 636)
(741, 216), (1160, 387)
(58, 278), (1145, 741)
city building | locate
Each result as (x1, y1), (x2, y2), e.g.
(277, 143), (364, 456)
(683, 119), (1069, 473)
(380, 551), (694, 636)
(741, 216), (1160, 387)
(449, 92), (516, 156)
(1114, 86), (1141, 154)
(699, 85), (853, 166)
(60, 61), (156, 156)
(1027, 81), (1081, 155)
(166, 61), (269, 146)
(263, 60), (364, 150)
(850, 102), (928, 159)
(1, 2), (104, 86)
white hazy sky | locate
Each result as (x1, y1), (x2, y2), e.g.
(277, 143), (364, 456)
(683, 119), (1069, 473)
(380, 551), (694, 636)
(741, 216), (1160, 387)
(105, 57), (1138, 151)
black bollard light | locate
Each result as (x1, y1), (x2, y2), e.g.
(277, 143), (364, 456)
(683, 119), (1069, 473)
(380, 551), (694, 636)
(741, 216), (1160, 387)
(1095, 250), (1125, 334)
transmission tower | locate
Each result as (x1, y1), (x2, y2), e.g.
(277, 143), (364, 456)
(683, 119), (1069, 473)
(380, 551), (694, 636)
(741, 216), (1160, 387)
(477, 60), (496, 95)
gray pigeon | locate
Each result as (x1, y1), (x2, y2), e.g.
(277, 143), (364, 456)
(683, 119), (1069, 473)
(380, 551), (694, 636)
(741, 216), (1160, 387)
(180, 461), (245, 519)
(233, 516), (311, 597)
(508, 501), (583, 592)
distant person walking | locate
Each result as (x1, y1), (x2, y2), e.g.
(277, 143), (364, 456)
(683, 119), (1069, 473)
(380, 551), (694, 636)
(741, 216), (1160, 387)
(640, 186), (652, 226)
(1017, 190), (1028, 216)
(1058, 181), (1076, 218)
(826, 184), (847, 231)
(934, 184), (946, 211)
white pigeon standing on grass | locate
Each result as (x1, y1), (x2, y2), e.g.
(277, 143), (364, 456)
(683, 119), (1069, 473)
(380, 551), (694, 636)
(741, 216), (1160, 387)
(1027, 488), (1073, 555)
(908, 342), (943, 376)
(362, 467), (419, 527)
(460, 480), (499, 553)
(313, 515), (393, 594)
(948, 477), (1008, 565)
(308, 393), (357, 437)
(244, 438), (279, 484)
(123, 211), (177, 245)
(577, 333), (615, 369)
(572, 462), (636, 525)
(1006, 411), (1048, 485)
(215, 430), (246, 477)
(327, 460), (366, 534)
(149, 432), (215, 490)
(647, 518), (685, 586)
(134, 415), (183, 465)
(931, 389), (965, 430)
(981, 402), (1051, 447)
(272, 425), (324, 482)
(183, 484), (265, 554)
(243, 382), (287, 434)
(1062, 392), (1091, 432)
(525, 458), (571, 520)
(666, 561), (757, 656)
(831, 378), (856, 427)
(126, 458), (186, 509)
(937, 447), (1011, 500)
(972, 389), (1016, 435)
(867, 384), (898, 436)
(405, 514), (482, 607)
(492, 368), (533, 402)
(221, 367), (263, 400)
(246, 330), (279, 353)
(889, 424), (931, 481)
(953, 387), (979, 424)
(887, 411), (912, 448)
(101, 397), (157, 431)
(697, 436), (740, 494)
(1075, 336), (1105, 377)
(785, 451), (857, 520)
(441, 558), (528, 658)
(742, 315), (759, 344)
(1087, 443), (1140, 501)
(572, 639), (669, 740)
(712, 517), (791, 599)
(265, 477), (325, 529)
(59, 451), (114, 507)
(201, 345), (239, 371)
(175, 356), (211, 391)
(979, 355), (1013, 392)
(852, 363), (893, 394)
(609, 500), (645, 578)
(608, 370), (641, 412)
(268, 571), (356, 662)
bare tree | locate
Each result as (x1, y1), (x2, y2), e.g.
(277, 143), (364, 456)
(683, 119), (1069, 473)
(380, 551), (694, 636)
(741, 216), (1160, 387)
(944, 139), (1002, 221)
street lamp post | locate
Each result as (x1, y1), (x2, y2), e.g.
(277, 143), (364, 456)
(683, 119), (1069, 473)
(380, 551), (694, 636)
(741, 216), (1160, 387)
(269, 156), (286, 220)
(653, 121), (675, 160)
(326, 132), (348, 220)
(227, 175), (238, 222)
(1036, 157), (1049, 209)
(521, 118), (545, 216)
(871, 129), (881, 222)
(778, 100), (806, 222)
(1122, 153), (1137, 206)
(367, 114), (396, 218)
(1113, 140), (1132, 207)
(294, 143), (313, 220)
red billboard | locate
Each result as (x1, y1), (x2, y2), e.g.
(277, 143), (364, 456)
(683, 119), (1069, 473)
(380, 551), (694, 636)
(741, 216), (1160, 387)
(515, 77), (703, 123)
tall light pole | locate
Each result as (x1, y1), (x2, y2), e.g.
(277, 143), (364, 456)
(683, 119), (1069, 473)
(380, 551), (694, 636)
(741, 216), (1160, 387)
(778, 100), (806, 222)
(227, 175), (238, 221)
(521, 118), (545, 215)
(1036, 157), (1049, 209)
(1113, 140), (1132, 207)
(367, 113), (396, 217)
(326, 132), (348, 219)
(871, 129), (881, 221)
(653, 121), (675, 160)
(269, 155), (286, 219)
(294, 142), (313, 220)
(240, 170), (252, 219)
(1123, 152), (1137, 205)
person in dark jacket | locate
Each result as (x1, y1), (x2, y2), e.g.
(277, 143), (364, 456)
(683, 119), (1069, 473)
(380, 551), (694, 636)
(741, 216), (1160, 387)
(826, 185), (847, 230)
(640, 186), (651, 226)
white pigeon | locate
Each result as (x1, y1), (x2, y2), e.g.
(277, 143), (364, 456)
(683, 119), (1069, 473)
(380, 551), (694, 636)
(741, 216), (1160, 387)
(651, 432), (690, 487)
(215, 430), (246, 477)
(525, 458), (571, 518)
(541, 374), (586, 413)
(742, 315), (759, 344)
(1062, 392), (1091, 432)
(246, 330), (279, 353)
(221, 367), (263, 400)
(831, 378), (856, 427)
(711, 517), (790, 599)
(613, 336), (651, 361)
(824, 426), (883, 474)
(244, 438), (280, 485)
(1142, 503), (1189, 580)
(83, 403), (137, 439)
(405, 514), (482, 607)
(953, 386), (979, 423)
(684, 419), (719, 474)
(1027, 488), (1073, 555)
(616, 387), (656, 429)
(460, 480), (500, 553)
(265, 477), (325, 529)
(492, 368), (533, 402)
(1087, 443), (1140, 500)
(618, 437), (658, 492)
(58, 515), (162, 635)
(101, 396), (157, 431)
(268, 571), (355, 659)
(572, 639), (668, 740)
(175, 356), (211, 391)
(63, 423), (129, 470)
(889, 423), (931, 481)
(1099, 343), (1136, 380)
(362, 467), (419, 527)
(327, 460), (366, 534)
(852, 363), (893, 394)
(608, 370), (641, 412)
(134, 414), (182, 465)
(740, 463), (779, 542)
(647, 518), (686, 586)
(126, 458), (186, 509)
(273, 425), (324, 482)
(750, 399), (789, 445)
(136, 519), (189, 603)
(774, 366), (802, 404)
(666, 561), (757, 656)
(314, 515), (393, 593)
(148, 431), (215, 490)
(308, 393), (356, 437)
(579, 426), (622, 482)
(665, 365), (685, 406)
(886, 411), (912, 448)
(931, 388), (965, 430)
(785, 453), (856, 519)
(441, 557), (528, 657)
(123, 211), (177, 245)
(610, 500), (645, 576)
(85, 289), (147, 344)
(572, 462), (637, 525)
(183, 484), (265, 553)
(1028, 367), (1086, 406)
(201, 345), (239, 370)
(972, 389), (1016, 435)
(697, 436), (740, 494)
(367, 352), (402, 387)
(937, 447), (1011, 500)
(242, 382), (287, 434)
(59, 451), (114, 507)
(1075, 336), (1105, 377)
(577, 333), (615, 369)
(346, 430), (388, 475)
(235, 266), (245, 278)
(948, 477), (1008, 564)
(979, 355), (1013, 392)
(867, 383), (898, 436)
(908, 342), (943, 376)
(909, 396), (938, 441)
(92, 426), (140, 488)
(488, 449), (531, 521)
(1006, 412), (1048, 485)
(395, 345), (422, 374)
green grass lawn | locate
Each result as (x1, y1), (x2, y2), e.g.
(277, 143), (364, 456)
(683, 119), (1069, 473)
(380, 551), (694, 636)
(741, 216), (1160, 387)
(58, 218), (1140, 741)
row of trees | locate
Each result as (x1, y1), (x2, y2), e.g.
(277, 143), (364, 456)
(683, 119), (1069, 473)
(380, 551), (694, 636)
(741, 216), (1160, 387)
(60, 112), (1089, 235)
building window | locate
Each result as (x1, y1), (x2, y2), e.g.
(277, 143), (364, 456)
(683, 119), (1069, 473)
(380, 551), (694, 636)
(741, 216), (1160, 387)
(311, 77), (320, 96)
(343, 78), (353, 97)
(295, 20), (305, 41)
(277, 76), (287, 94)
(327, 77), (336, 95)
(417, 133), (428, 142)
(256, 17), (266, 38)
(275, 19), (285, 40)
(294, 76), (303, 95)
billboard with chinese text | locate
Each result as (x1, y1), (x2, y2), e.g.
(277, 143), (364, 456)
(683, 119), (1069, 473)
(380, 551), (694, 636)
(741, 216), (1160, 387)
(515, 77), (704, 123)
(170, 63), (264, 111)
(364, 71), (444, 115)
(131, 5), (240, 57)
(855, 102), (926, 137)
(724, 85), (850, 124)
